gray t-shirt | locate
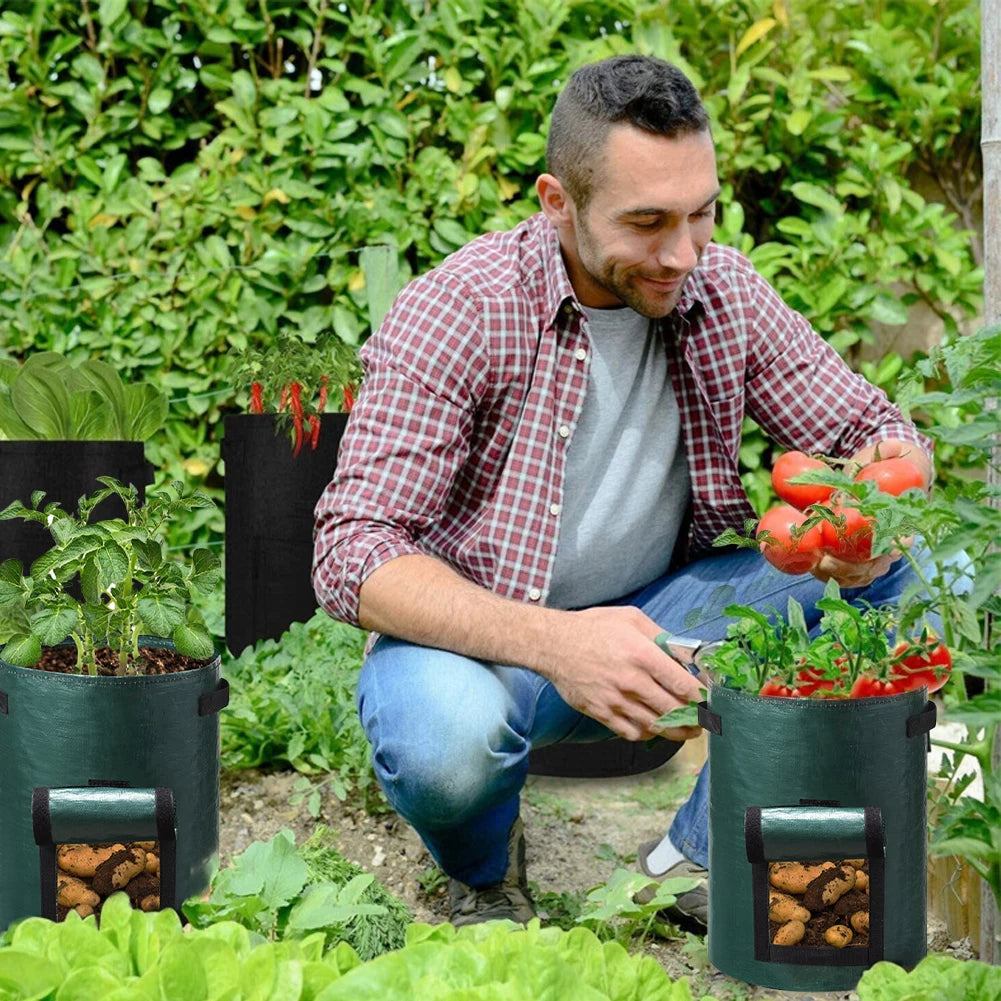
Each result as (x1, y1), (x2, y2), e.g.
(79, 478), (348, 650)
(546, 305), (691, 610)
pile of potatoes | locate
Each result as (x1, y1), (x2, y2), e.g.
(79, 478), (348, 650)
(55, 841), (161, 920)
(768, 858), (870, 949)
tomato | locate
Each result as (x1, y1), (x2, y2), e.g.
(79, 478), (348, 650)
(820, 504), (874, 562)
(854, 456), (925, 496)
(890, 640), (952, 693)
(756, 504), (825, 575)
(759, 679), (804, 698)
(793, 666), (838, 697)
(849, 674), (911, 698)
(771, 451), (834, 510)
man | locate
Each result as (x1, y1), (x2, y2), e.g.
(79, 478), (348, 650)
(312, 55), (932, 932)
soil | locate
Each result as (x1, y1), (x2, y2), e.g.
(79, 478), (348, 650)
(30, 644), (211, 675)
(217, 733), (974, 1001)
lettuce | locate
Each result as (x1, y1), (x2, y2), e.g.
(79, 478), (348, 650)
(312, 920), (694, 1001)
(857, 954), (1001, 1001)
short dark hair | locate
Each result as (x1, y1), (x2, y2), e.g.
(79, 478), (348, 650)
(546, 55), (710, 210)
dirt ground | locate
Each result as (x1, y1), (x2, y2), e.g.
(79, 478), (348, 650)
(218, 732), (974, 1001)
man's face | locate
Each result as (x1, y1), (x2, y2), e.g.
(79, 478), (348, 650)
(558, 126), (720, 317)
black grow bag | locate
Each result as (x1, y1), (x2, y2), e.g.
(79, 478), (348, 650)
(701, 684), (934, 992)
(221, 414), (347, 656)
(0, 440), (154, 570)
(0, 639), (228, 931)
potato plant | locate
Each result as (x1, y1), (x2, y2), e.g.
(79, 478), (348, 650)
(0, 478), (219, 675)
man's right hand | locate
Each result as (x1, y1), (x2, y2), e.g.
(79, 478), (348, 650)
(535, 605), (705, 743)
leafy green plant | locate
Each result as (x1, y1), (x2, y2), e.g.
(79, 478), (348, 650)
(0, 890), (363, 998)
(310, 917), (702, 1000)
(0, 477), (219, 674)
(183, 828), (411, 961)
(575, 868), (701, 947)
(0, 351), (167, 441)
(220, 610), (381, 810)
(857, 953), (1001, 1000)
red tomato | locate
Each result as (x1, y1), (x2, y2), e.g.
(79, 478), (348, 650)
(794, 666), (838, 697)
(890, 640), (952, 693)
(849, 674), (910, 698)
(759, 679), (804, 698)
(820, 504), (874, 562)
(771, 451), (834, 510)
(854, 456), (925, 496)
(756, 504), (825, 575)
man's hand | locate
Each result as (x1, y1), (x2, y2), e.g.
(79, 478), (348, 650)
(535, 605), (704, 743)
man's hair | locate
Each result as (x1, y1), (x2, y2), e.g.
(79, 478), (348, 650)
(546, 55), (710, 210)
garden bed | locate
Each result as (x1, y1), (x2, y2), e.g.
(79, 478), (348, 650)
(215, 734), (978, 1001)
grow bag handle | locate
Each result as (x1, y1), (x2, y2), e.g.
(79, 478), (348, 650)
(906, 699), (936, 751)
(32, 785), (176, 919)
(199, 677), (230, 716)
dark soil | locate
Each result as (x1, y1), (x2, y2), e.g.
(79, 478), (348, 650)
(29, 645), (213, 676)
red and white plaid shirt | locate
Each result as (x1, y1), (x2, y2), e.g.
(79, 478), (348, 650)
(313, 212), (927, 626)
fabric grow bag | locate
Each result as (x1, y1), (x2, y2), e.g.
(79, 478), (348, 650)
(0, 440), (154, 571)
(701, 684), (934, 992)
(222, 413), (348, 656)
(0, 639), (228, 931)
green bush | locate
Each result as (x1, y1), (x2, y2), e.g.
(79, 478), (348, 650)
(0, 0), (983, 540)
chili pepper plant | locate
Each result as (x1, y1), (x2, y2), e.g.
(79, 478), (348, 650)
(0, 477), (220, 675)
(232, 331), (362, 456)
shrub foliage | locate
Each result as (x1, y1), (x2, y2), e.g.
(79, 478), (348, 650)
(0, 0), (983, 537)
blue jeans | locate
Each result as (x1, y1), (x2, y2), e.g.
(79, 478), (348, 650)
(356, 548), (944, 885)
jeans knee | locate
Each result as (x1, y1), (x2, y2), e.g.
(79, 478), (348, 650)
(370, 725), (523, 829)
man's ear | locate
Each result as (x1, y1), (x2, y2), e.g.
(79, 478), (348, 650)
(536, 173), (572, 225)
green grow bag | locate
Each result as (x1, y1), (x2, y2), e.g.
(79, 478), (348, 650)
(0, 639), (228, 931)
(701, 684), (934, 992)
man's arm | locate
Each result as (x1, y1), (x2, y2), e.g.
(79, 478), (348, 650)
(357, 553), (703, 742)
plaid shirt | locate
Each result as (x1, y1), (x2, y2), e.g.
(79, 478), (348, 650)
(313, 212), (927, 626)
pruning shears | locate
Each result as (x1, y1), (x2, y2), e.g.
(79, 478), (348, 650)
(654, 631), (720, 686)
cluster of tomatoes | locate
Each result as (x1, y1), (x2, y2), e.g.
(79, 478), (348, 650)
(756, 450), (925, 575)
(758, 639), (952, 699)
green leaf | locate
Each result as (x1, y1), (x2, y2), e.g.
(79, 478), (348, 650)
(71, 360), (128, 437)
(98, 0), (128, 27)
(359, 245), (400, 334)
(1, 633), (42, 666)
(30, 606), (79, 645)
(11, 362), (72, 438)
(172, 622), (215, 659)
(136, 594), (186, 636)
(0, 950), (63, 1000)
(96, 541), (130, 589)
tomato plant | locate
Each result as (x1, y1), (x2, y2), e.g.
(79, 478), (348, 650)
(771, 451), (834, 510)
(854, 456), (925, 496)
(756, 504), (825, 575)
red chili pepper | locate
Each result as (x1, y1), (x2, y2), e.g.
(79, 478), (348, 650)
(317, 374), (329, 413)
(342, 382), (355, 412)
(308, 413), (321, 450)
(290, 382), (304, 456)
(279, 384), (290, 412)
(249, 381), (264, 414)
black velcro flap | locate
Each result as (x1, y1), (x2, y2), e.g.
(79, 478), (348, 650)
(198, 678), (230, 716)
(698, 701), (722, 735)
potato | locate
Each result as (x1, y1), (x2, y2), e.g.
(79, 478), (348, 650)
(853, 869), (869, 892)
(843, 859), (866, 869)
(57, 843), (124, 878)
(769, 892), (811, 924)
(850, 910), (869, 934)
(824, 924), (854, 948)
(772, 919), (806, 946)
(769, 861), (834, 895)
(145, 852), (159, 876)
(92, 845), (146, 896)
(57, 875), (100, 910)
(803, 865), (856, 911)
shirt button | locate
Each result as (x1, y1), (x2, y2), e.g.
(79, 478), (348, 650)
(557, 424), (570, 438)
(574, 348), (587, 361)
(549, 503), (561, 516)
(528, 587), (542, 601)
